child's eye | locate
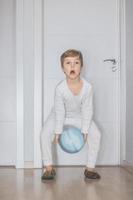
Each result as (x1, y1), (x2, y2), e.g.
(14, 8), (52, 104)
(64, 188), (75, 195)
(66, 62), (71, 65)
(75, 61), (80, 64)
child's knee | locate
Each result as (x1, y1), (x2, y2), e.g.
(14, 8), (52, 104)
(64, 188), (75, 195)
(40, 120), (54, 141)
(89, 121), (101, 140)
(41, 125), (52, 137)
(95, 128), (101, 142)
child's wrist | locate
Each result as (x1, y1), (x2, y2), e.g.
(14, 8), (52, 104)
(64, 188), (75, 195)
(55, 133), (61, 136)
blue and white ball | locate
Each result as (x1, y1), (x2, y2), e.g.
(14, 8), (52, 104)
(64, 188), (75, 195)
(59, 125), (85, 154)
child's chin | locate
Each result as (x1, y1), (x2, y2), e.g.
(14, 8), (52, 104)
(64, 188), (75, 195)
(69, 75), (79, 79)
(70, 73), (76, 76)
(69, 75), (76, 78)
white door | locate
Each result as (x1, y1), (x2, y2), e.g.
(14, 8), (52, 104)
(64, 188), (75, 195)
(43, 0), (120, 165)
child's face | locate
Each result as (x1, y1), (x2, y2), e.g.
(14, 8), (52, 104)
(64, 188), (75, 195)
(62, 56), (82, 79)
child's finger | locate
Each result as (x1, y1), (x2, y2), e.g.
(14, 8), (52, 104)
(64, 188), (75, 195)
(53, 138), (58, 144)
(53, 135), (60, 144)
(83, 134), (88, 142)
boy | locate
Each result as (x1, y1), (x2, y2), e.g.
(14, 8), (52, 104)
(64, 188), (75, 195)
(40, 49), (101, 180)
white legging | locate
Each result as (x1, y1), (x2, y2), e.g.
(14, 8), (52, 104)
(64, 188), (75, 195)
(40, 109), (101, 168)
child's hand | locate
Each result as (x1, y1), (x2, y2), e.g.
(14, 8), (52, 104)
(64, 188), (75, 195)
(53, 134), (60, 144)
(83, 133), (88, 143)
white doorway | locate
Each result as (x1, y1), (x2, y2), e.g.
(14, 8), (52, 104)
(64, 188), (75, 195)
(33, 0), (124, 167)
(42, 0), (120, 166)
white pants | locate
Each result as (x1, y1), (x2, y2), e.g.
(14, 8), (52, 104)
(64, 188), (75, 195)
(40, 108), (101, 168)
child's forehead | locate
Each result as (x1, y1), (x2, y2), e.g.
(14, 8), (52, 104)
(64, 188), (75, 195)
(64, 56), (80, 61)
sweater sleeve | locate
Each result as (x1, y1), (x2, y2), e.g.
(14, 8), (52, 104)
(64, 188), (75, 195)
(81, 86), (93, 134)
(54, 87), (65, 134)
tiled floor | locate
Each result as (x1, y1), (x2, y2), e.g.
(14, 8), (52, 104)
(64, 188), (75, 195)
(0, 167), (133, 200)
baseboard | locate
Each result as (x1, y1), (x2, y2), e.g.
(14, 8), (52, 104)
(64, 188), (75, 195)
(121, 160), (133, 174)
(0, 164), (121, 169)
(24, 161), (34, 168)
(0, 165), (15, 168)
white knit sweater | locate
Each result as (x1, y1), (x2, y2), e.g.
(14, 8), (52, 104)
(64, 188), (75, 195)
(53, 76), (93, 134)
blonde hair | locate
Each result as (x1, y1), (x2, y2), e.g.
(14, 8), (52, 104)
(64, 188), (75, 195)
(60, 49), (83, 68)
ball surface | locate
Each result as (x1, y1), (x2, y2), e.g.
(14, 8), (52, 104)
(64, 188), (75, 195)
(59, 125), (85, 153)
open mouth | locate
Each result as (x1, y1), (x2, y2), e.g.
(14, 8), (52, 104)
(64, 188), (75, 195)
(70, 70), (75, 74)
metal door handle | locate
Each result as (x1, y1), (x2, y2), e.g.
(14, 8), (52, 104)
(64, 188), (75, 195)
(103, 59), (116, 65)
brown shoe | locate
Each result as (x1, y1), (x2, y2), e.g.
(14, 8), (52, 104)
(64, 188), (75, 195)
(41, 168), (56, 180)
(84, 169), (101, 179)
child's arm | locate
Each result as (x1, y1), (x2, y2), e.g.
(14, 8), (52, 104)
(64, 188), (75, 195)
(54, 86), (65, 135)
(81, 86), (93, 134)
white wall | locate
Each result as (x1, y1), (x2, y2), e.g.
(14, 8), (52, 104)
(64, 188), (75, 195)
(0, 0), (35, 166)
(126, 0), (133, 164)
(0, 0), (16, 165)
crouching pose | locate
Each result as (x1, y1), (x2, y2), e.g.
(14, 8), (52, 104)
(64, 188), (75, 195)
(40, 49), (101, 180)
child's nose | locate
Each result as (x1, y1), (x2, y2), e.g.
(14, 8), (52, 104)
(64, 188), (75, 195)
(71, 62), (75, 68)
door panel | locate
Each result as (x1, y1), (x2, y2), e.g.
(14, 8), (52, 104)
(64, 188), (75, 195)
(43, 0), (120, 165)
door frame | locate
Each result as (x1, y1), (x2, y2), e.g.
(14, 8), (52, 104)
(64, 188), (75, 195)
(16, 0), (126, 168)
(16, 0), (24, 168)
(119, 0), (126, 164)
(16, 0), (43, 168)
